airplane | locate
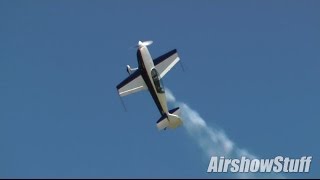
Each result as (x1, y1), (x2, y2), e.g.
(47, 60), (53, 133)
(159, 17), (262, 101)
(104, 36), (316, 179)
(116, 40), (183, 131)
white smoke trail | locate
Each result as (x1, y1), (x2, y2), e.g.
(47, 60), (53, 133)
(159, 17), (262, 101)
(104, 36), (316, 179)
(166, 88), (284, 178)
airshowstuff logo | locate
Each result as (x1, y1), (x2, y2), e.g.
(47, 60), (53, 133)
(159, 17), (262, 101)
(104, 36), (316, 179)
(207, 156), (312, 173)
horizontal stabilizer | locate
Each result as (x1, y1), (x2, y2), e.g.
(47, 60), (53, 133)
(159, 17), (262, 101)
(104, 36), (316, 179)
(169, 107), (180, 116)
(156, 107), (183, 130)
(156, 115), (170, 130)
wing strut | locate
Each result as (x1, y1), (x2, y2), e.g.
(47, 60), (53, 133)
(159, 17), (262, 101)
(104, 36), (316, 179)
(117, 91), (127, 112)
(179, 59), (185, 72)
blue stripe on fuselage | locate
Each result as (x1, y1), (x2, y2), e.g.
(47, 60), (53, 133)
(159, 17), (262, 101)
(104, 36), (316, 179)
(137, 49), (165, 115)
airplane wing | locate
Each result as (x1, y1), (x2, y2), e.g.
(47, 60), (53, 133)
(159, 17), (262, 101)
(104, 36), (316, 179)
(153, 49), (180, 79)
(116, 70), (147, 97)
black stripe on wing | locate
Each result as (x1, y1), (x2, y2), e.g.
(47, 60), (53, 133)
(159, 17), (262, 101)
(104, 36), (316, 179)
(153, 49), (177, 66)
(116, 70), (141, 90)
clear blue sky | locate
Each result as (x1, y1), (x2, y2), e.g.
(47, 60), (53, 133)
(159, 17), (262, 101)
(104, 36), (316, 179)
(0, 0), (319, 178)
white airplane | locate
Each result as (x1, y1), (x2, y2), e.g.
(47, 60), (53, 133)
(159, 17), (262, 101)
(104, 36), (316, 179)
(116, 40), (183, 131)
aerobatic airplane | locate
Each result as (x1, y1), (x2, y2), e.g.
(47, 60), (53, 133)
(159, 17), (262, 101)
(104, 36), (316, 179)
(116, 40), (183, 131)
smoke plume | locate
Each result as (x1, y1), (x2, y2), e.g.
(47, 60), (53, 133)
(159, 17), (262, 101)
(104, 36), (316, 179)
(165, 88), (284, 178)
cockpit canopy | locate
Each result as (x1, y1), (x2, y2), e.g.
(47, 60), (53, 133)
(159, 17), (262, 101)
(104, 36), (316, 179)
(151, 68), (165, 93)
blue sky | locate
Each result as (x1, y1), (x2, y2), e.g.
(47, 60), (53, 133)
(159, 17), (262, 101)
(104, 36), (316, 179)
(0, 0), (319, 178)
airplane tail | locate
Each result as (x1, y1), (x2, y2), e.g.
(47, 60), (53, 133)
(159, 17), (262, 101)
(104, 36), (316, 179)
(156, 107), (183, 130)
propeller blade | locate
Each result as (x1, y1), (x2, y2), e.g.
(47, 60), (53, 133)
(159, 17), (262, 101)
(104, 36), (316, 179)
(142, 40), (153, 46)
(129, 40), (154, 50)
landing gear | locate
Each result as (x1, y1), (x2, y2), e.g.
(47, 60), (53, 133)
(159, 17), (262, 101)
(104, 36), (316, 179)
(126, 65), (138, 75)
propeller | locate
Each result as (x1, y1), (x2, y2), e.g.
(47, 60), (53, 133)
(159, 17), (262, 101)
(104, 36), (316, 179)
(129, 40), (153, 50)
(137, 40), (153, 47)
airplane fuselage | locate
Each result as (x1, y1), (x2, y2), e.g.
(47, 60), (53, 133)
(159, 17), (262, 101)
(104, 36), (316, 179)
(116, 40), (183, 130)
(137, 46), (168, 115)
